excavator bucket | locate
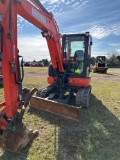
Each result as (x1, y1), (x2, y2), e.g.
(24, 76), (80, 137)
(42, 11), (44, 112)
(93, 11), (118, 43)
(30, 96), (81, 124)
(0, 88), (39, 154)
(0, 122), (38, 154)
(1, 112), (39, 154)
(3, 123), (38, 153)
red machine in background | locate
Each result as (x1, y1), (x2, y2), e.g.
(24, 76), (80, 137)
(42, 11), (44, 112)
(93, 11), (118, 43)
(0, 0), (92, 153)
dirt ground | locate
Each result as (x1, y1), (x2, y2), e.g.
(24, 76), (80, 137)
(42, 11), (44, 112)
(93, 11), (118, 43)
(25, 72), (47, 77)
(25, 68), (120, 81)
(92, 68), (120, 81)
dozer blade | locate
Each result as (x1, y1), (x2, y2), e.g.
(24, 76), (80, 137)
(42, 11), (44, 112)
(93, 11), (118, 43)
(30, 96), (81, 124)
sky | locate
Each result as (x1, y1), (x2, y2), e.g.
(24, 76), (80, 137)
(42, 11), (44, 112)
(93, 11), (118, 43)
(17, 0), (120, 61)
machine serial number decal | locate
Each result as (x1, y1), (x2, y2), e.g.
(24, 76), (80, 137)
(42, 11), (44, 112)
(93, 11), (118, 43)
(32, 8), (46, 24)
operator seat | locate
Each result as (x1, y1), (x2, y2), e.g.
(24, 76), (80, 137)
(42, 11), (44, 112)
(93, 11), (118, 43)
(74, 50), (84, 61)
(74, 50), (84, 74)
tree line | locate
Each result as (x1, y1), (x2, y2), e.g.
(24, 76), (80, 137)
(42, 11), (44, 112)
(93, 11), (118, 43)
(24, 51), (120, 67)
(24, 59), (49, 67)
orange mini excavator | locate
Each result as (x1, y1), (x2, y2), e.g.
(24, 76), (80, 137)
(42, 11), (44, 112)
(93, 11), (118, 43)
(0, 0), (92, 153)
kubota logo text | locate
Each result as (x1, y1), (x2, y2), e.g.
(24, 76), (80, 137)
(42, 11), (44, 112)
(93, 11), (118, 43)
(32, 8), (46, 24)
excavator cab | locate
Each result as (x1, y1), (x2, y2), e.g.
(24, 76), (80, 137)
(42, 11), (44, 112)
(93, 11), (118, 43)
(62, 32), (92, 77)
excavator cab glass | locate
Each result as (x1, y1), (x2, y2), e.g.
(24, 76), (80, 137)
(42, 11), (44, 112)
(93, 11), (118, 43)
(62, 35), (85, 74)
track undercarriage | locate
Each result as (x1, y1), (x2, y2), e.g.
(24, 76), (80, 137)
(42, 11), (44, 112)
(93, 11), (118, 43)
(30, 84), (91, 123)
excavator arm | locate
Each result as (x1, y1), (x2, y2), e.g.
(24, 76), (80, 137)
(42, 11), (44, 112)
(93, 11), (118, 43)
(17, 0), (64, 73)
(0, 0), (63, 128)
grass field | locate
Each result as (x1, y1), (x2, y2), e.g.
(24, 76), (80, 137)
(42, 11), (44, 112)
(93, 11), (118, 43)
(0, 67), (120, 160)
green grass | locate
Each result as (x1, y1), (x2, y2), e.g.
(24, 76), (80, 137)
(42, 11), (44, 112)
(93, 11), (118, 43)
(0, 67), (120, 160)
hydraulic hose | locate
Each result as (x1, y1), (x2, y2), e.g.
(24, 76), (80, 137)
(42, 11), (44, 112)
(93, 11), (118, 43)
(14, 55), (24, 84)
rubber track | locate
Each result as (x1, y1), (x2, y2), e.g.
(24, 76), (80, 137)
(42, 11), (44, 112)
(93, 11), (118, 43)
(75, 85), (91, 108)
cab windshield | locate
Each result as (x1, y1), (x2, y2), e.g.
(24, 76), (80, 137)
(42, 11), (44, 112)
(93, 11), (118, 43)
(63, 36), (85, 74)
(64, 36), (85, 57)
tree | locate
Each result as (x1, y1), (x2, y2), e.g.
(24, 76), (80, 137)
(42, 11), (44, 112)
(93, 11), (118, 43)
(90, 57), (95, 65)
(117, 55), (120, 63)
(33, 59), (36, 62)
(107, 51), (119, 65)
(42, 59), (49, 66)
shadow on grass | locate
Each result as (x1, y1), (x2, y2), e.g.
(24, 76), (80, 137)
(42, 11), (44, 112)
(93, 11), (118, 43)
(106, 73), (118, 76)
(2, 94), (119, 160)
(27, 94), (120, 160)
(55, 94), (120, 160)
